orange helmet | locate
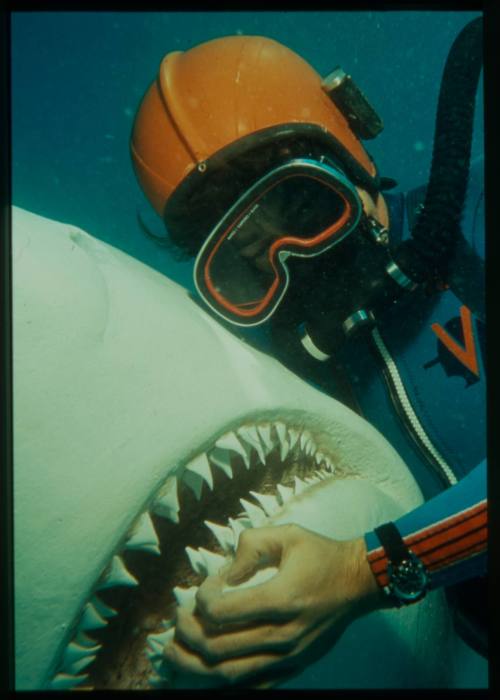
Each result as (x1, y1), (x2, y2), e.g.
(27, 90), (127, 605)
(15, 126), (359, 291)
(130, 35), (382, 254)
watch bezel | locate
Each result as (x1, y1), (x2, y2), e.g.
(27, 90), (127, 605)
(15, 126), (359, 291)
(386, 551), (429, 604)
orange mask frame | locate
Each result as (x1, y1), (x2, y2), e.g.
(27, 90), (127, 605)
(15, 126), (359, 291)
(194, 158), (363, 326)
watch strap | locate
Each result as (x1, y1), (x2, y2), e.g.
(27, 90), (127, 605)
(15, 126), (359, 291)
(374, 521), (409, 565)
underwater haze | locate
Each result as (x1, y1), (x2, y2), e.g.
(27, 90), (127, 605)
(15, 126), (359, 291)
(10, 9), (486, 691)
(11, 10), (483, 294)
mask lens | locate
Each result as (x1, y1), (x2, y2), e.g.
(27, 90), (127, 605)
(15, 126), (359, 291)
(205, 236), (275, 310)
(195, 161), (361, 325)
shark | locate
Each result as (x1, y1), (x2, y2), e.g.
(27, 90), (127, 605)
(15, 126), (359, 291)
(13, 206), (481, 690)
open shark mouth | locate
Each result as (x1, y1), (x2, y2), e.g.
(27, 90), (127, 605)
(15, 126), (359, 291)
(50, 417), (345, 690)
(16, 208), (480, 690)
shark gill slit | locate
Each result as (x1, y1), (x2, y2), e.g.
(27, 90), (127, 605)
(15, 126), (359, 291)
(49, 418), (343, 690)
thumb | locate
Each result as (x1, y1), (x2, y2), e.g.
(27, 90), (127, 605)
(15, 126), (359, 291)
(224, 526), (285, 585)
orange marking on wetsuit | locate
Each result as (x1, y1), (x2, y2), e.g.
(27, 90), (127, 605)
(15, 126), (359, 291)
(431, 305), (479, 377)
(367, 501), (487, 588)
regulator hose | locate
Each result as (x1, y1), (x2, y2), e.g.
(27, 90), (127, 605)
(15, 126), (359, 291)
(392, 17), (483, 293)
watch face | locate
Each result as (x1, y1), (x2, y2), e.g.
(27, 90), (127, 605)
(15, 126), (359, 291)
(388, 553), (429, 603)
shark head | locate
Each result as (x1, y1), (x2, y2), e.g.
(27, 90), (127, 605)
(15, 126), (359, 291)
(13, 206), (460, 690)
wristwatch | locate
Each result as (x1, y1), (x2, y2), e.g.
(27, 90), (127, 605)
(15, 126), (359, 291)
(374, 522), (429, 606)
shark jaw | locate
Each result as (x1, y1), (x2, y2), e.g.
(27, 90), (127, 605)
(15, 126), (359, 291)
(14, 207), (445, 690)
(50, 416), (347, 690)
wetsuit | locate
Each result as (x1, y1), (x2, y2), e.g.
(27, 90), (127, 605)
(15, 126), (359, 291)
(365, 459), (486, 592)
(260, 153), (487, 651)
(240, 144), (486, 652)
(357, 157), (487, 656)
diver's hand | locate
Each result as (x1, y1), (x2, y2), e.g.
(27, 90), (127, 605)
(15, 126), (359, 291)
(162, 524), (387, 687)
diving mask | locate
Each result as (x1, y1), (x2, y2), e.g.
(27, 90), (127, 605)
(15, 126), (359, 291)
(194, 158), (363, 326)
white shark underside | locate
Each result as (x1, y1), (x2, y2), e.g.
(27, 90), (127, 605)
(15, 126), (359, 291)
(12, 207), (483, 689)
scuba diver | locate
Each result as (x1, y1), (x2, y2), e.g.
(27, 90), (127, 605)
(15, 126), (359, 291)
(130, 18), (487, 686)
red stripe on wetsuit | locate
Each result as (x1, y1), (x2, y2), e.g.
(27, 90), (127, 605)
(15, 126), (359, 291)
(367, 500), (487, 588)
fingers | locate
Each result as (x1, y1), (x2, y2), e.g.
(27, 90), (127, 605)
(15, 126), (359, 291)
(224, 526), (286, 585)
(196, 572), (295, 625)
(175, 606), (303, 662)
(193, 526), (300, 626)
(162, 612), (338, 687)
(163, 636), (288, 687)
(159, 524), (353, 688)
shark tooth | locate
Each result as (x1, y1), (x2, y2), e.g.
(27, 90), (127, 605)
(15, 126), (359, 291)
(306, 439), (316, 457)
(145, 645), (162, 662)
(152, 477), (180, 523)
(299, 430), (312, 452)
(148, 672), (163, 687)
(184, 452), (214, 490)
(91, 595), (117, 619)
(276, 484), (294, 505)
(148, 653), (170, 676)
(273, 421), (288, 443)
(293, 476), (308, 495)
(287, 428), (300, 451)
(204, 520), (235, 552)
(314, 469), (328, 480)
(215, 432), (250, 468)
(280, 440), (290, 461)
(299, 432), (315, 456)
(237, 425), (266, 465)
(209, 448), (233, 479)
(198, 547), (227, 575)
(61, 641), (101, 674)
(149, 677), (168, 689)
(74, 631), (100, 648)
(153, 659), (173, 680)
(124, 511), (161, 555)
(78, 601), (108, 631)
(185, 546), (207, 575)
(50, 673), (89, 689)
(304, 476), (321, 485)
(146, 641), (163, 659)
(149, 670), (171, 688)
(228, 516), (251, 547)
(147, 627), (175, 655)
(148, 669), (166, 687)
(182, 470), (205, 501)
(273, 421), (290, 461)
(173, 585), (198, 611)
(249, 490), (281, 517)
(97, 555), (139, 590)
(257, 424), (274, 454)
(63, 652), (97, 676)
(239, 498), (267, 526)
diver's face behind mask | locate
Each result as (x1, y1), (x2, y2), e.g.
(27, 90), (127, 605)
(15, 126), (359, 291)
(194, 158), (362, 326)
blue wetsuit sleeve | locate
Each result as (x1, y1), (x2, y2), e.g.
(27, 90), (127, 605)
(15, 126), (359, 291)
(364, 460), (487, 592)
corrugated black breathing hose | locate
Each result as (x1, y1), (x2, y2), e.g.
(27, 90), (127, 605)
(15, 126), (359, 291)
(392, 17), (483, 289)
